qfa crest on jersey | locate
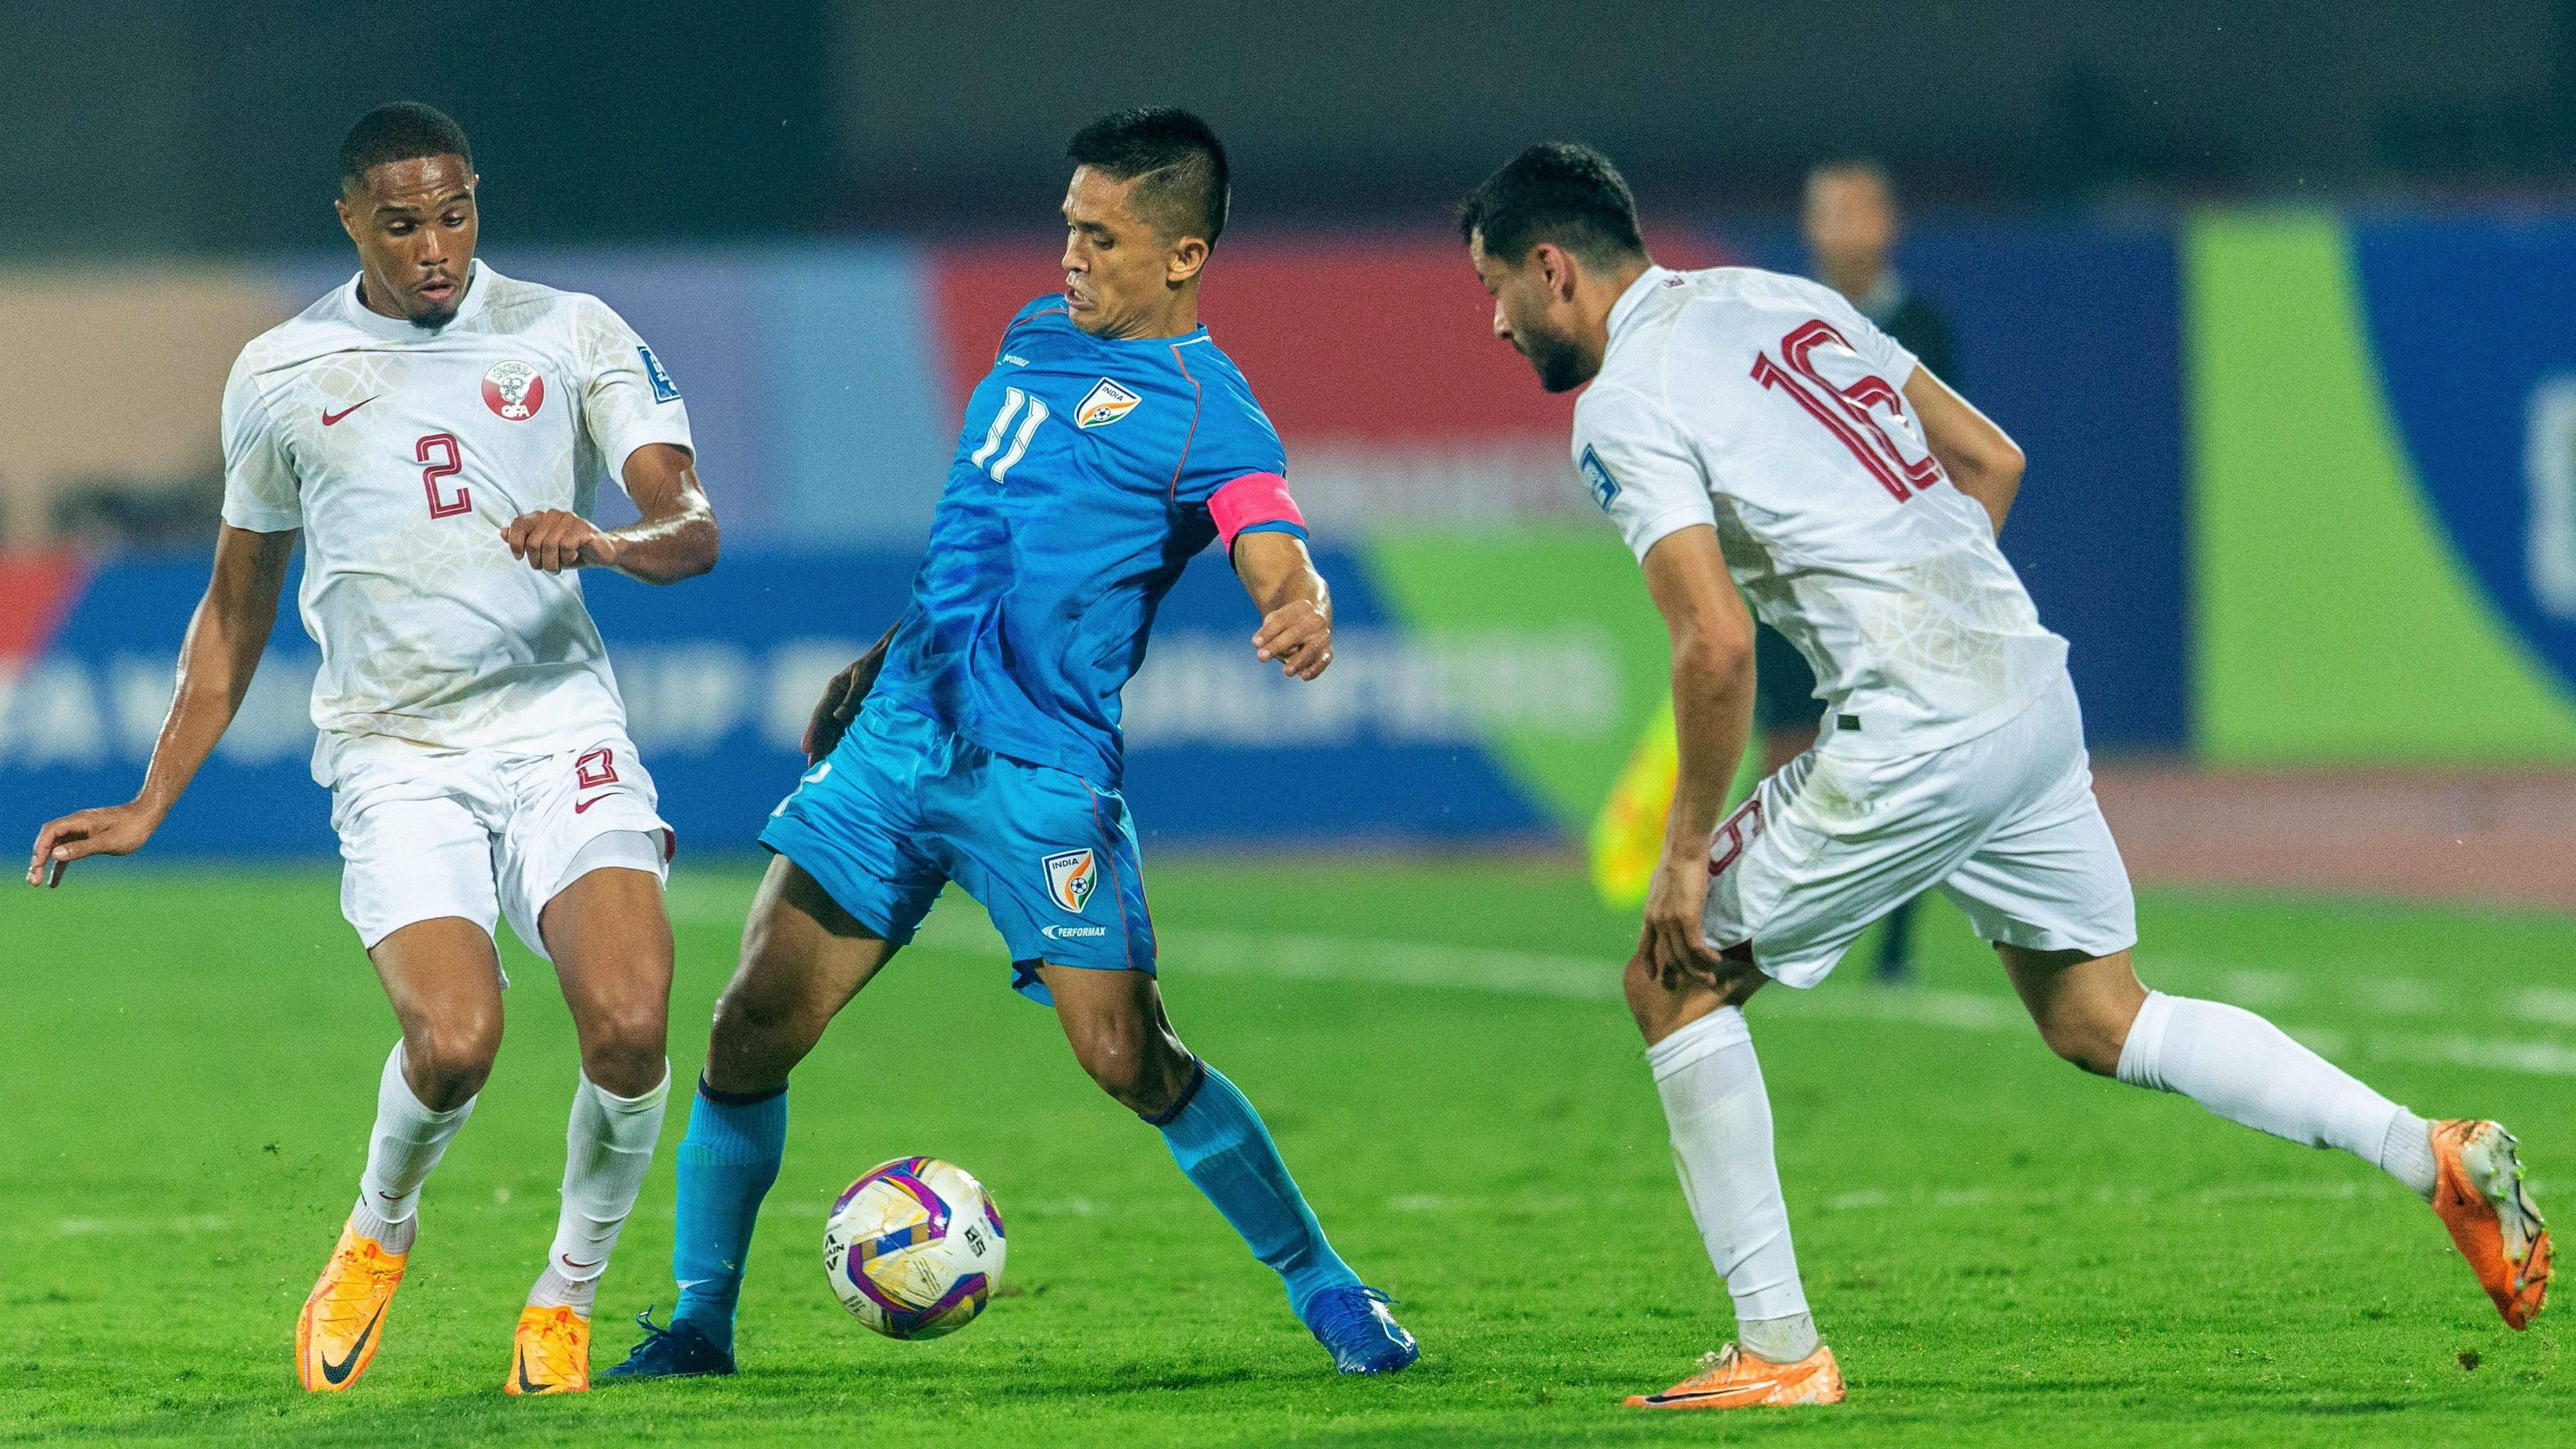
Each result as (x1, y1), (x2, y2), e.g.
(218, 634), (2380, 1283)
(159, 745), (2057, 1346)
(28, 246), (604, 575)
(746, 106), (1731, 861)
(1074, 378), (1142, 430)
(1578, 444), (1621, 513)
(1042, 848), (1098, 913)
(482, 360), (546, 421)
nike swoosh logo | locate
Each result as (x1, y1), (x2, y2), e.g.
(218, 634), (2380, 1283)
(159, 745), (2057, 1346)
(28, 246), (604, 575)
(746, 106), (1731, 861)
(1648, 1378), (1778, 1407)
(319, 1302), (386, 1385)
(517, 1347), (546, 1395)
(560, 1254), (603, 1272)
(573, 793), (613, 814)
(321, 397), (378, 426)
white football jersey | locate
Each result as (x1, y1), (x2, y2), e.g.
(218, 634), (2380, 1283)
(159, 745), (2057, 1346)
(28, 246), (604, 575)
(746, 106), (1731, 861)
(1574, 265), (2068, 757)
(219, 262), (692, 769)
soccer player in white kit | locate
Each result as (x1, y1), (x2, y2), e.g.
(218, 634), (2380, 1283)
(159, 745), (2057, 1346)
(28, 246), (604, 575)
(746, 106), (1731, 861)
(1458, 144), (2550, 1410)
(24, 104), (718, 1396)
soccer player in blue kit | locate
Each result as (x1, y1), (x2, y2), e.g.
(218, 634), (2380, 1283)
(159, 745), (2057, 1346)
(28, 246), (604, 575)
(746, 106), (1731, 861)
(608, 109), (1418, 1380)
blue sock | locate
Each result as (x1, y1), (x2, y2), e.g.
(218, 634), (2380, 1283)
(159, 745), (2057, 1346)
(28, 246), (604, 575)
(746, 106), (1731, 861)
(669, 1078), (786, 1352)
(1150, 1061), (1359, 1321)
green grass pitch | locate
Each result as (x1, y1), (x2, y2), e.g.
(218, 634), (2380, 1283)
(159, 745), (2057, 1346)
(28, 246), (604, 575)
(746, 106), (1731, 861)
(3, 857), (2568, 1445)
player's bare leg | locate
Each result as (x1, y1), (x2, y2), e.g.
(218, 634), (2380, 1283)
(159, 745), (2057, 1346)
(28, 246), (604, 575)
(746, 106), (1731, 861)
(609, 857), (896, 1380)
(299, 918), (501, 1392)
(704, 858), (897, 1098)
(1622, 949), (1845, 1409)
(2004, 944), (2549, 1326)
(505, 865), (678, 1395)
(1038, 961), (1195, 1116)
(1041, 962), (1414, 1373)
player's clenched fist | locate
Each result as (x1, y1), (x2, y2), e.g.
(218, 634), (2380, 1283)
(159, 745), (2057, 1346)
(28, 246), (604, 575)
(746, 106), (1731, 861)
(1252, 599), (1333, 680)
(502, 509), (620, 574)
(25, 801), (161, 887)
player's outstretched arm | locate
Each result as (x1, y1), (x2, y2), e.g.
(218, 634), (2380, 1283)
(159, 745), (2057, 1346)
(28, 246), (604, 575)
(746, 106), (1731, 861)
(1233, 531), (1333, 681)
(1638, 524), (1756, 987)
(501, 442), (717, 584)
(26, 524), (294, 887)
(1905, 368), (2026, 534)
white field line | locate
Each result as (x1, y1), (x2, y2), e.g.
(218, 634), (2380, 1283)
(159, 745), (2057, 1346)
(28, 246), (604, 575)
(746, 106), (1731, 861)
(664, 887), (2576, 1080)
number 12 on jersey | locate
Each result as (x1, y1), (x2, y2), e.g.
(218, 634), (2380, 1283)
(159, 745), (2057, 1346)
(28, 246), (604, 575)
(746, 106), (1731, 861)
(417, 433), (470, 519)
(1750, 320), (1942, 504)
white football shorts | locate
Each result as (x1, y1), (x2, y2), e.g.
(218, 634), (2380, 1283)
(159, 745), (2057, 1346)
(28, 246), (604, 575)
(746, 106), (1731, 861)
(1704, 671), (2137, 988)
(324, 730), (673, 967)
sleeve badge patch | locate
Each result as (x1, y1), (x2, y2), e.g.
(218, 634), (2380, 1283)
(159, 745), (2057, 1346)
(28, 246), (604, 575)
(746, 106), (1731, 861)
(1074, 378), (1142, 430)
(1579, 444), (1622, 513)
(637, 344), (683, 403)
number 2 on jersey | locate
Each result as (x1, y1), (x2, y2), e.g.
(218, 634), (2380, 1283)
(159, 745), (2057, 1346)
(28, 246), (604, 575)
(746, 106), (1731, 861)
(1749, 320), (1942, 504)
(417, 433), (470, 519)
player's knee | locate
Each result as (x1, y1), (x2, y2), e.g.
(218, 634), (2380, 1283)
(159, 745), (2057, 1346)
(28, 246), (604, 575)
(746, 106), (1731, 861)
(1071, 1024), (1149, 1103)
(1071, 1019), (1184, 1115)
(707, 974), (817, 1079)
(2036, 1010), (2126, 1077)
(405, 1014), (500, 1108)
(1623, 951), (1760, 1039)
(1621, 954), (1668, 1029)
(580, 1001), (669, 1095)
(709, 980), (783, 1049)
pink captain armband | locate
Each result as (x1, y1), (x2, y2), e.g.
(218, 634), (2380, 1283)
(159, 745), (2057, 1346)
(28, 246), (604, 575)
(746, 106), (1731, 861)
(1208, 472), (1307, 553)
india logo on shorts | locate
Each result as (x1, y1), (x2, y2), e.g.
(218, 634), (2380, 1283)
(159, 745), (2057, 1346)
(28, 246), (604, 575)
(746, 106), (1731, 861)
(1073, 378), (1141, 430)
(482, 360), (546, 421)
(1041, 849), (1097, 913)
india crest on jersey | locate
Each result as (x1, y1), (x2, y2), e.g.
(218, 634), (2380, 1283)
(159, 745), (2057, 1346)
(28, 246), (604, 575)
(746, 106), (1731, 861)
(1041, 849), (1098, 913)
(1074, 378), (1142, 430)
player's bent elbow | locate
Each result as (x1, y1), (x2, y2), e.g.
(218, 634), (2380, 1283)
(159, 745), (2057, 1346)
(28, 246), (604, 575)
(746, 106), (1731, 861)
(1991, 443), (2027, 493)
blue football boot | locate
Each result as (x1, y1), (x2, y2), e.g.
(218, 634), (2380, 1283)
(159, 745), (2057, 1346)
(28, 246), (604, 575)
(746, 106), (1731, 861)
(601, 1308), (735, 1381)
(1303, 1285), (1418, 1374)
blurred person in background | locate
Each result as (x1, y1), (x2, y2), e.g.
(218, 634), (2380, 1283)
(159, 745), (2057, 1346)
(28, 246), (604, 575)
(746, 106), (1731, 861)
(1760, 159), (1965, 982)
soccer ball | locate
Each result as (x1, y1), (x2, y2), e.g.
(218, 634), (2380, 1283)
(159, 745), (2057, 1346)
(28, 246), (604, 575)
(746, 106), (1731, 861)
(822, 1156), (1007, 1340)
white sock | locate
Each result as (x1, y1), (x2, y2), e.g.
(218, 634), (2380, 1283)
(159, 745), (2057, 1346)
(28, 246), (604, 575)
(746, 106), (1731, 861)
(1648, 1007), (1818, 1360)
(2117, 992), (2429, 1196)
(353, 1040), (477, 1254)
(528, 1063), (671, 1313)
(2376, 1110), (2439, 1202)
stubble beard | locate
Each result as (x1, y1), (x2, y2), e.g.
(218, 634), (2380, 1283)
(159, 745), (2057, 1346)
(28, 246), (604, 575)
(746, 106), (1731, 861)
(1524, 324), (1591, 394)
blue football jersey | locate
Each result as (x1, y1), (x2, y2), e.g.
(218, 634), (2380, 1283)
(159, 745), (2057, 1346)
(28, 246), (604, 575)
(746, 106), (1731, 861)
(868, 296), (1302, 788)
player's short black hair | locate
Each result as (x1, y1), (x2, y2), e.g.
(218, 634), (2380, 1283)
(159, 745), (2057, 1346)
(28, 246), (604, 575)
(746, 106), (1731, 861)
(1457, 142), (1646, 267)
(1067, 107), (1230, 248)
(338, 102), (472, 191)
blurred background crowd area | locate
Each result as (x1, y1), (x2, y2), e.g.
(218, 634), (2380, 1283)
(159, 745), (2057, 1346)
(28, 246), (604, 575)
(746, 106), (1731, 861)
(8, 0), (2576, 871)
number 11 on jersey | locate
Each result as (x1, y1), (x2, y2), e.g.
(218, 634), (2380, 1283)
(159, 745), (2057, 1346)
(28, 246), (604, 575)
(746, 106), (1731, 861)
(417, 433), (469, 519)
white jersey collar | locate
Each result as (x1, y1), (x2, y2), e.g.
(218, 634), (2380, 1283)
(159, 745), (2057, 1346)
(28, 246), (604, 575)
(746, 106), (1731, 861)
(1604, 263), (1674, 349)
(338, 259), (497, 340)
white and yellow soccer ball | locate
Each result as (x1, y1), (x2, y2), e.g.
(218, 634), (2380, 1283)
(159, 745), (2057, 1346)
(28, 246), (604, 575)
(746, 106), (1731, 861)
(822, 1156), (1007, 1340)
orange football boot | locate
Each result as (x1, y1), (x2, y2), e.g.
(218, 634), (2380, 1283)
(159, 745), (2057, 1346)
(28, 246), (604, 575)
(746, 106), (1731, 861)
(1624, 1342), (1845, 1410)
(296, 1219), (408, 1392)
(506, 1304), (592, 1395)
(2431, 1119), (2551, 1329)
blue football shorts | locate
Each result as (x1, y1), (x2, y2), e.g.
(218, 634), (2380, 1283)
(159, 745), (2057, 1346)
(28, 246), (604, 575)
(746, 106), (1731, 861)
(757, 701), (1155, 1004)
